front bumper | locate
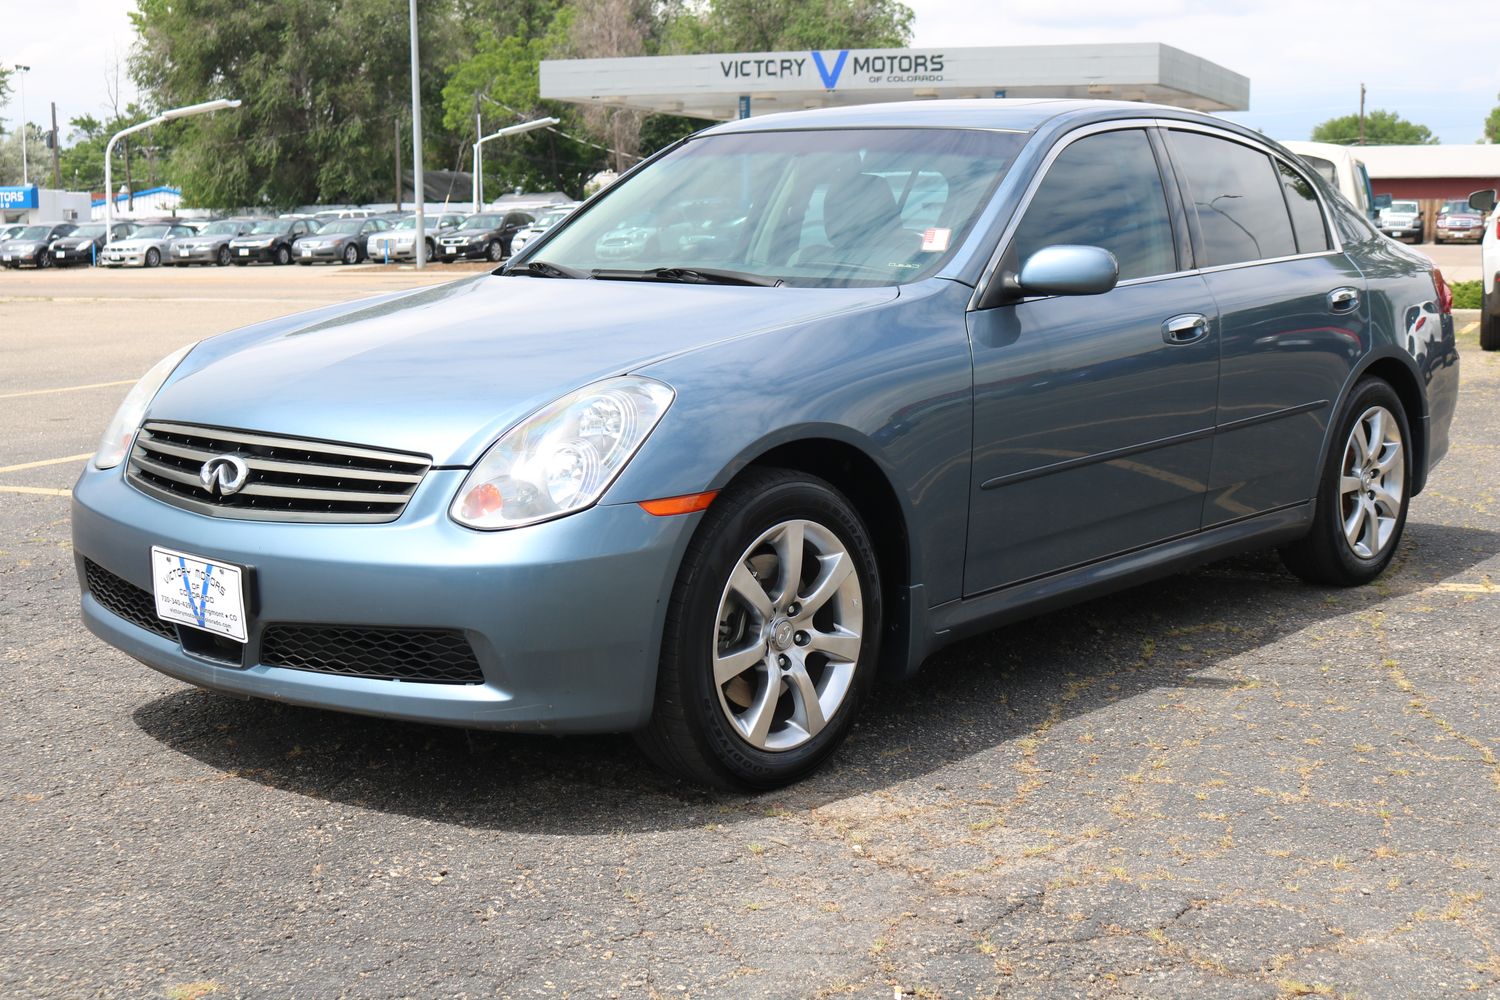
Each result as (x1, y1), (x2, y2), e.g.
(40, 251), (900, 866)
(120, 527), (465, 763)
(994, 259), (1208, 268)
(2, 246), (45, 266)
(1380, 226), (1420, 240)
(296, 244), (347, 262)
(50, 246), (97, 266)
(100, 250), (149, 267)
(436, 241), (486, 261)
(72, 463), (694, 733)
(230, 245), (279, 263)
(369, 240), (420, 261)
(1435, 227), (1482, 242)
(170, 246), (223, 264)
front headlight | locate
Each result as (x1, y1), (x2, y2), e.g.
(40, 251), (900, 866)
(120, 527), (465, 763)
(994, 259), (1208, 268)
(94, 342), (198, 469)
(451, 376), (674, 530)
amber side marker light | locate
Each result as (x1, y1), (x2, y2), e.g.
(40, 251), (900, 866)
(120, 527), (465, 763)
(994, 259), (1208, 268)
(639, 491), (719, 516)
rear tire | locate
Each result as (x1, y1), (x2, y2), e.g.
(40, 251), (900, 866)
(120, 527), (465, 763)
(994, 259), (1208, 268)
(1481, 286), (1500, 352)
(1281, 379), (1411, 587)
(635, 468), (882, 790)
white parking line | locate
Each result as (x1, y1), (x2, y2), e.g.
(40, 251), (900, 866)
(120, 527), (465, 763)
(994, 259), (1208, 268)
(0, 380), (134, 401)
(0, 453), (93, 474)
(0, 485), (71, 497)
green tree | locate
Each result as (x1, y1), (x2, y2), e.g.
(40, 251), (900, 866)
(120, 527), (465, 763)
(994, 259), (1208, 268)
(663, 0), (914, 52)
(1484, 93), (1499, 144)
(1311, 109), (1438, 145)
(130, 0), (463, 208)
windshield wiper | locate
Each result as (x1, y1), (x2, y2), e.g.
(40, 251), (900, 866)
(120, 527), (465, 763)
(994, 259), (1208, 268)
(505, 259), (587, 279)
(591, 266), (781, 287)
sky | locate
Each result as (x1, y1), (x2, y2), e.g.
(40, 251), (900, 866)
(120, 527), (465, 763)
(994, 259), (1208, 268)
(3, 0), (1496, 159)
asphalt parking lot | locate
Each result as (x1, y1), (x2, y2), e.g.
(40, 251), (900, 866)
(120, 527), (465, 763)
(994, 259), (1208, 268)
(2, 262), (1498, 999)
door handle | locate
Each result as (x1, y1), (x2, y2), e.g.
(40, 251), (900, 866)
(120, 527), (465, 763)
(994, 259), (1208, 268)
(1328, 287), (1360, 313)
(1162, 313), (1209, 345)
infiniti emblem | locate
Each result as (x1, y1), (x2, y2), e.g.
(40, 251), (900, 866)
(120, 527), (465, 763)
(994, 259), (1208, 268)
(199, 454), (250, 497)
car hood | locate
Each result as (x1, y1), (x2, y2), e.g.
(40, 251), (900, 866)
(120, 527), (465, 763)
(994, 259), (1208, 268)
(149, 275), (898, 466)
(109, 239), (164, 251)
(1439, 214), (1481, 223)
(3, 239), (47, 250)
(229, 234), (284, 243)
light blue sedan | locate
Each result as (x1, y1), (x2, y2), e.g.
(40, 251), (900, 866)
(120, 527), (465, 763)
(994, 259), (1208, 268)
(74, 100), (1459, 788)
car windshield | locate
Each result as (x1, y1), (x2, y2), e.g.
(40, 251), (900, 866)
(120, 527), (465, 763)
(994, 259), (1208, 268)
(1389, 201), (1418, 214)
(1441, 201), (1471, 214)
(70, 225), (105, 238)
(536, 208), (573, 226)
(461, 214), (501, 230)
(391, 217), (418, 230)
(319, 220), (364, 234)
(201, 221), (241, 235)
(249, 220), (288, 234)
(525, 128), (1025, 286)
(18, 226), (53, 239)
(132, 225), (172, 238)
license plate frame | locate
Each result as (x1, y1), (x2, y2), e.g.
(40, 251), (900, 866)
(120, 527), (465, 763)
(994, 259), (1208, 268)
(150, 546), (249, 643)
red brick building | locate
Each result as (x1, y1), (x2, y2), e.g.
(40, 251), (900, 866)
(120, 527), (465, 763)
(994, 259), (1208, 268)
(1360, 145), (1500, 239)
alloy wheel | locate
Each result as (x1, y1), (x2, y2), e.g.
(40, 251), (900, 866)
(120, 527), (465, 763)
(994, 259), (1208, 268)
(1339, 404), (1404, 560)
(712, 519), (863, 752)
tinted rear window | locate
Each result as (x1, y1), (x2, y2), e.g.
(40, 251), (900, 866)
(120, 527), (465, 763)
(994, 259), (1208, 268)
(1276, 160), (1331, 255)
(1169, 131), (1297, 267)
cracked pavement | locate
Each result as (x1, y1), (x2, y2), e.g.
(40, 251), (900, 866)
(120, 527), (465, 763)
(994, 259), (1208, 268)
(1, 268), (1496, 999)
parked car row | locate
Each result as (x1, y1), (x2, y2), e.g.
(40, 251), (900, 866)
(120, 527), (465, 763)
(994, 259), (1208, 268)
(0, 205), (585, 271)
(1373, 198), (1489, 245)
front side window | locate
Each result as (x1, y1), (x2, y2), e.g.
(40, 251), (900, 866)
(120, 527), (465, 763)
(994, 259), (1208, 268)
(527, 128), (1026, 287)
(1277, 161), (1332, 254)
(1169, 130), (1297, 267)
(1010, 129), (1177, 282)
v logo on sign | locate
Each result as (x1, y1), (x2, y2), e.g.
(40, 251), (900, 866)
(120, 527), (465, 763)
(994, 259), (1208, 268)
(810, 50), (849, 90)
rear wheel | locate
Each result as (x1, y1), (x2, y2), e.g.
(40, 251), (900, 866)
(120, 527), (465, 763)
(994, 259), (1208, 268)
(1481, 285), (1500, 352)
(1281, 379), (1411, 586)
(635, 469), (881, 790)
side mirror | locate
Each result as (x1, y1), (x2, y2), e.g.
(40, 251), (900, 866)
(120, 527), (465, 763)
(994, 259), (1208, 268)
(1016, 245), (1119, 298)
(1373, 193), (1393, 211)
(1469, 189), (1497, 213)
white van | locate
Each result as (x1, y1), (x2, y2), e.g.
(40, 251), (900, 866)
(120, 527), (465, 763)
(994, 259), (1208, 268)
(1280, 141), (1378, 223)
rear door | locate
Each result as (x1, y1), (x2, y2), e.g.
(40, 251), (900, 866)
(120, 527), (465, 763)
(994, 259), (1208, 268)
(964, 124), (1220, 595)
(1164, 127), (1366, 526)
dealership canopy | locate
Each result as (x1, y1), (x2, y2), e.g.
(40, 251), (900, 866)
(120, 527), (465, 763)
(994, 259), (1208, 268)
(540, 42), (1249, 121)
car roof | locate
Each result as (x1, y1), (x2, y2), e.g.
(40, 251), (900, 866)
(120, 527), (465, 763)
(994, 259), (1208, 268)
(701, 98), (1230, 137)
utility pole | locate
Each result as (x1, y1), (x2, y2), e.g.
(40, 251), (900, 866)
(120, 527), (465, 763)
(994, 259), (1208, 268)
(394, 115), (402, 212)
(407, 0), (425, 268)
(50, 102), (61, 187)
(1358, 83), (1366, 146)
(472, 93), (481, 214)
(14, 64), (30, 185)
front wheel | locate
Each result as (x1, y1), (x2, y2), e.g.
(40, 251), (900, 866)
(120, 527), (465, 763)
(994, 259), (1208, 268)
(275, 245), (291, 266)
(1281, 380), (1411, 586)
(145, 248), (161, 268)
(486, 239), (504, 262)
(37, 252), (53, 269)
(216, 245), (231, 267)
(635, 468), (882, 790)
(342, 242), (359, 265)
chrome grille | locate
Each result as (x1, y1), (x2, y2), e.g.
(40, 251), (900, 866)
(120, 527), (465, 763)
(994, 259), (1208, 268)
(127, 421), (431, 523)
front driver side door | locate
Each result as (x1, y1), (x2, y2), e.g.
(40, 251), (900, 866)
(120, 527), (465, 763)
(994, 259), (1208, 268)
(964, 125), (1220, 595)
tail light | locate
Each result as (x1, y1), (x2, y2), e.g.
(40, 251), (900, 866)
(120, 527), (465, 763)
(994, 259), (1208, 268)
(1432, 268), (1453, 314)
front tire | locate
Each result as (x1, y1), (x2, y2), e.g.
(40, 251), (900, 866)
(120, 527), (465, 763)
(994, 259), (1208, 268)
(1281, 379), (1411, 586)
(342, 242), (360, 265)
(486, 239), (504, 262)
(216, 245), (231, 267)
(275, 245), (292, 266)
(635, 468), (882, 790)
(144, 248), (160, 268)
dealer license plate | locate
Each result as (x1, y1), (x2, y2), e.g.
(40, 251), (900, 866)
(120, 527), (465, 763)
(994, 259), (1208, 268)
(151, 546), (248, 642)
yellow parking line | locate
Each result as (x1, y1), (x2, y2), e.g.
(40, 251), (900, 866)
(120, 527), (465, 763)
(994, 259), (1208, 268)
(0, 379), (134, 401)
(0, 485), (71, 497)
(0, 453), (92, 474)
(1429, 581), (1497, 594)
(1459, 321), (1478, 335)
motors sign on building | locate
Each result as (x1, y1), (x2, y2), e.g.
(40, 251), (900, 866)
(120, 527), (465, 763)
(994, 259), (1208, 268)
(541, 43), (1249, 121)
(0, 185), (40, 211)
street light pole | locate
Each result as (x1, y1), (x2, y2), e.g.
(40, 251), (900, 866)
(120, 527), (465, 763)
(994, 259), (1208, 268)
(471, 118), (559, 213)
(104, 99), (241, 235)
(14, 64), (30, 186)
(408, 0), (425, 268)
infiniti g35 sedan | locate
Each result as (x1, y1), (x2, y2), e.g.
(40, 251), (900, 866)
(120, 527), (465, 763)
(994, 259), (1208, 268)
(73, 100), (1459, 789)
